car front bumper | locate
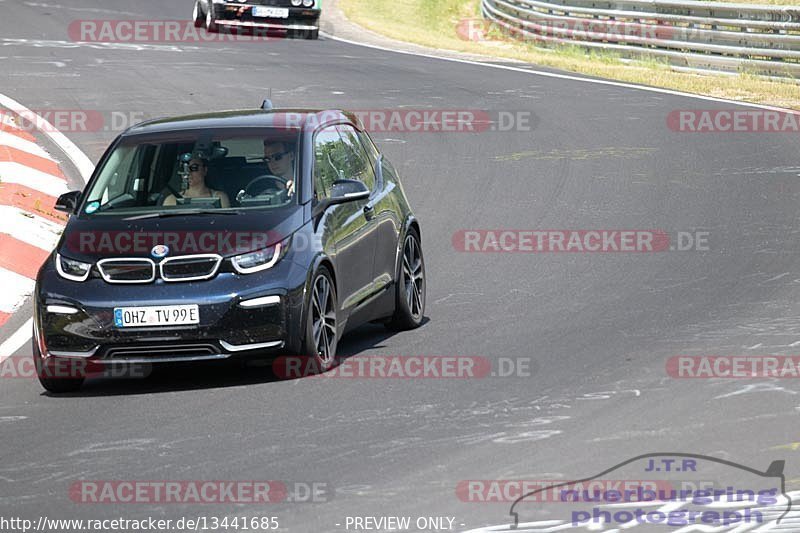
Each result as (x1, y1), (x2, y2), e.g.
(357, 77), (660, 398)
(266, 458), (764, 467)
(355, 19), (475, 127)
(34, 253), (309, 366)
(213, 3), (321, 31)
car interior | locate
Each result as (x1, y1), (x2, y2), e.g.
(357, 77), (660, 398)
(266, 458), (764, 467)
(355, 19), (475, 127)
(102, 136), (297, 211)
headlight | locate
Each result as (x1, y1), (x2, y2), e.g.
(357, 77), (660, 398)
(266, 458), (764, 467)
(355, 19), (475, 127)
(291, 0), (302, 6)
(56, 253), (92, 282)
(232, 238), (290, 274)
(302, 0), (315, 6)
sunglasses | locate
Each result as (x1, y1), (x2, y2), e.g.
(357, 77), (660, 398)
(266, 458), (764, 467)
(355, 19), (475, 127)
(264, 151), (290, 163)
(188, 164), (204, 172)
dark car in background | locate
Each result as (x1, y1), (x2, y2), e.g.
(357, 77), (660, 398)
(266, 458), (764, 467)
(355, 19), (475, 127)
(33, 104), (425, 392)
(193, 0), (321, 39)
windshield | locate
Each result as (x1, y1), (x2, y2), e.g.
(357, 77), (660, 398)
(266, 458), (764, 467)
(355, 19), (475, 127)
(80, 128), (300, 216)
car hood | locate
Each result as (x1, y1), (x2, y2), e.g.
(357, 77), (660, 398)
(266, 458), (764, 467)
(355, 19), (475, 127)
(57, 205), (306, 263)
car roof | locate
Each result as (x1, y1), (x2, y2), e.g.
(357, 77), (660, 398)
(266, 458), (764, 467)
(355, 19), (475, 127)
(123, 109), (363, 136)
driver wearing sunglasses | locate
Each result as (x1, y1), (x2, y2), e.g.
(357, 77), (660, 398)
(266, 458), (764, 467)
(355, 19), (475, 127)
(263, 141), (295, 195)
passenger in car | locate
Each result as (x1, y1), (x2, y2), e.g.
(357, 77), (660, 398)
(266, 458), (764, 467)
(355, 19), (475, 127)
(263, 141), (296, 195)
(163, 157), (231, 208)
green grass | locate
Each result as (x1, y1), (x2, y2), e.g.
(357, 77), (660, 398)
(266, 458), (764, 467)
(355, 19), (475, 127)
(340, 0), (800, 109)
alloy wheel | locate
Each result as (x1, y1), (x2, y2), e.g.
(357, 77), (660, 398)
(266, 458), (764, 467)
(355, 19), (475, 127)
(402, 234), (424, 320)
(311, 274), (337, 366)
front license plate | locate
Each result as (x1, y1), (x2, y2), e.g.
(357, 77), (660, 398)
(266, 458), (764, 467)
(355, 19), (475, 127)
(253, 6), (289, 18)
(113, 305), (200, 328)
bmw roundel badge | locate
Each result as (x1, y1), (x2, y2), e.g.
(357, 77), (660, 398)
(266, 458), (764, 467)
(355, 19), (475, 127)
(151, 245), (170, 259)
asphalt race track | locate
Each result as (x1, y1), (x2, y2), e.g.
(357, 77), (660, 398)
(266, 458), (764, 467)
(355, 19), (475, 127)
(1, 1), (800, 532)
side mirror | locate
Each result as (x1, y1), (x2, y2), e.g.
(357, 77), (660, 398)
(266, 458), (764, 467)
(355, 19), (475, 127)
(55, 191), (82, 214)
(312, 179), (370, 218)
(330, 179), (369, 200)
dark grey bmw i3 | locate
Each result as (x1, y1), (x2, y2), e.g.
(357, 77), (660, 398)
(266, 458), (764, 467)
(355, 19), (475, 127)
(34, 104), (426, 392)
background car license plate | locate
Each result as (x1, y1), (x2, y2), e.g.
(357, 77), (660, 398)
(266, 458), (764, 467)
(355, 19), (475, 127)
(253, 6), (289, 18)
(114, 305), (199, 328)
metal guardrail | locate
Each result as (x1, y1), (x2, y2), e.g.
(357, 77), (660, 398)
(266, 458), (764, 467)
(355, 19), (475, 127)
(480, 0), (800, 77)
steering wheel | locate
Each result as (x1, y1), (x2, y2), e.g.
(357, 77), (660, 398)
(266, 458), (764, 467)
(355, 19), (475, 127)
(241, 174), (288, 197)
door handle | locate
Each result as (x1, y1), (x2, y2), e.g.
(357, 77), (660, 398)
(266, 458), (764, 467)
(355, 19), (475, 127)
(363, 203), (375, 219)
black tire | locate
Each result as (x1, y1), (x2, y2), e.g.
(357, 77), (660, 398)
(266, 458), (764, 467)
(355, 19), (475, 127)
(33, 338), (84, 393)
(290, 28), (318, 40)
(192, 1), (204, 28)
(386, 228), (426, 330)
(205, 2), (219, 33)
(300, 266), (339, 373)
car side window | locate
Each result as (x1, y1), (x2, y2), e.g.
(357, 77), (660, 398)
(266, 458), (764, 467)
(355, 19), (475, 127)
(86, 144), (137, 205)
(337, 125), (376, 191)
(314, 124), (377, 200)
(313, 126), (345, 201)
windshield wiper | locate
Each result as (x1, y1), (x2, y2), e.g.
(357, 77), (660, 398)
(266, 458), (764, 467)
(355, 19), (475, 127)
(123, 210), (240, 221)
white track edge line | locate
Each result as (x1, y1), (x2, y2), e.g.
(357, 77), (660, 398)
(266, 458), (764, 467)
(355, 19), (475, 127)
(321, 32), (800, 114)
(0, 93), (94, 181)
(0, 97), (92, 354)
(0, 318), (32, 360)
